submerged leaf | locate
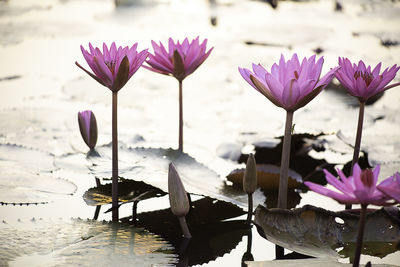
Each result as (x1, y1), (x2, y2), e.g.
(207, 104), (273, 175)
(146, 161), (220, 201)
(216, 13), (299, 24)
(83, 179), (166, 206)
(254, 205), (400, 259)
(0, 219), (177, 266)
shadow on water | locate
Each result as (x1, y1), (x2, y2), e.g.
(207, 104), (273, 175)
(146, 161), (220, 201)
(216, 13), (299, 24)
(121, 196), (249, 266)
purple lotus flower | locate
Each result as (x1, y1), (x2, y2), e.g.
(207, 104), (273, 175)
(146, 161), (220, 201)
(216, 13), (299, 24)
(76, 42), (148, 92)
(78, 110), (97, 149)
(145, 37), (213, 81)
(304, 163), (395, 206)
(336, 58), (400, 102)
(377, 172), (400, 203)
(239, 54), (339, 112)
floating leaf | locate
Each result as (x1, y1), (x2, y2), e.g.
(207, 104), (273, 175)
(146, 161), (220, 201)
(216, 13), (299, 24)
(254, 205), (400, 259)
(89, 145), (260, 208)
(0, 144), (77, 205)
(122, 197), (248, 266)
(246, 258), (356, 267)
(0, 144), (54, 173)
(0, 108), (78, 155)
(83, 179), (166, 206)
(0, 219), (177, 266)
(227, 164), (302, 191)
(240, 133), (337, 186)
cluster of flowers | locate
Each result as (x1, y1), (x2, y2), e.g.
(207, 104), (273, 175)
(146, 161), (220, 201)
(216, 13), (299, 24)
(76, 37), (399, 265)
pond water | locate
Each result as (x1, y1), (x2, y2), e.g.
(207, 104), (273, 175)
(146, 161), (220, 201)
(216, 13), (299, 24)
(0, 0), (400, 266)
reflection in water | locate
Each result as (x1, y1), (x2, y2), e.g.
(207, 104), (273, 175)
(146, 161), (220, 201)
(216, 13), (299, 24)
(93, 205), (101, 220)
(241, 230), (254, 267)
(128, 197), (249, 266)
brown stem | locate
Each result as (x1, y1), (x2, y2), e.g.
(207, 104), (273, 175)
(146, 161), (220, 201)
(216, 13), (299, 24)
(277, 111), (294, 209)
(112, 91), (119, 222)
(178, 216), (192, 239)
(346, 101), (365, 210)
(179, 80), (183, 152)
(353, 204), (367, 267)
(246, 193), (253, 225)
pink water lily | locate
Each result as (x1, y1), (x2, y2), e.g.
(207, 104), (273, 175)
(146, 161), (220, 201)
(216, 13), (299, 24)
(76, 42), (148, 222)
(76, 42), (148, 92)
(304, 163), (394, 206)
(239, 54), (339, 112)
(377, 172), (400, 203)
(78, 110), (97, 149)
(336, 58), (400, 102)
(239, 53), (339, 209)
(145, 37), (213, 81)
(144, 37), (213, 152)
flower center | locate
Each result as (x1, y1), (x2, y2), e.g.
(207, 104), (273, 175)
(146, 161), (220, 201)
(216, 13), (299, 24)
(360, 169), (374, 187)
(354, 71), (373, 86)
(105, 60), (116, 74)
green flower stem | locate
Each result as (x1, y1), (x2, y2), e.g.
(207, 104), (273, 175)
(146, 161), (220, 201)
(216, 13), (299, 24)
(178, 216), (192, 239)
(353, 204), (367, 267)
(347, 101), (365, 210)
(278, 111), (294, 209)
(179, 80), (183, 153)
(112, 91), (119, 222)
(246, 193), (253, 225)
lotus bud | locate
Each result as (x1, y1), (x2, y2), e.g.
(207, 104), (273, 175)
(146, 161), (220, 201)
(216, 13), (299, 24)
(78, 110), (98, 149)
(243, 153), (257, 194)
(168, 163), (190, 217)
(168, 163), (192, 238)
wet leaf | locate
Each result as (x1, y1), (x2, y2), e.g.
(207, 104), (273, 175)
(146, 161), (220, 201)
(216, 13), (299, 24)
(254, 205), (400, 259)
(246, 258), (361, 266)
(0, 219), (177, 266)
(83, 179), (166, 206)
(0, 144), (77, 205)
(122, 197), (248, 266)
(0, 109), (78, 155)
(227, 164), (302, 191)
(240, 133), (337, 187)
(89, 145), (259, 208)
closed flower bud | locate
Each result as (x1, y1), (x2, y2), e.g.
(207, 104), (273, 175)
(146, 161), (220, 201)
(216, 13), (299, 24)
(168, 163), (190, 217)
(78, 110), (98, 149)
(243, 153), (257, 194)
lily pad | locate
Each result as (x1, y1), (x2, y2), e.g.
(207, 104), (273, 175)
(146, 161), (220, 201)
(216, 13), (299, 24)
(0, 144), (77, 205)
(240, 133), (337, 187)
(245, 258), (394, 267)
(0, 108), (79, 156)
(123, 197), (248, 266)
(227, 164), (302, 191)
(253, 205), (400, 259)
(0, 219), (177, 266)
(83, 179), (166, 206)
(88, 145), (262, 208)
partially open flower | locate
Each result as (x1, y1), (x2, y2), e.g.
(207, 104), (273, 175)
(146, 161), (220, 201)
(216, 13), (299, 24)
(239, 54), (339, 112)
(76, 42), (148, 92)
(243, 153), (257, 194)
(78, 110), (97, 149)
(304, 163), (395, 206)
(377, 172), (400, 203)
(168, 163), (190, 217)
(145, 37), (213, 81)
(336, 58), (400, 102)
